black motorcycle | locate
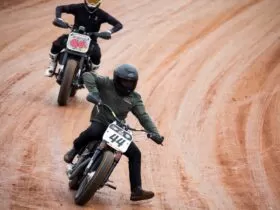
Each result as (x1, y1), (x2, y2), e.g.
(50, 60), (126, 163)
(65, 93), (164, 205)
(51, 18), (111, 106)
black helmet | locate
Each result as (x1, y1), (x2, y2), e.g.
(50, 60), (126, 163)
(84, 0), (102, 13)
(113, 64), (139, 96)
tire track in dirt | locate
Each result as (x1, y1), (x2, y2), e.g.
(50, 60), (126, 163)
(0, 0), (53, 12)
(262, 91), (280, 206)
(216, 105), (260, 209)
(145, 0), (262, 83)
(259, 43), (280, 205)
(10, 129), (42, 209)
(216, 23), (280, 209)
(141, 0), (256, 101)
(1, 0), (280, 209)
(0, 0), (28, 10)
(243, 86), (280, 209)
(167, 1), (280, 208)
(138, 1), (276, 209)
(0, 71), (31, 98)
(134, 1), (263, 142)
(248, 48), (280, 208)
(176, 159), (209, 209)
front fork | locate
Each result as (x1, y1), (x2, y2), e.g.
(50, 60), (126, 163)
(56, 51), (86, 87)
(95, 151), (122, 190)
(84, 141), (107, 175)
(84, 141), (122, 189)
(55, 51), (68, 84)
(76, 57), (85, 87)
(103, 151), (122, 185)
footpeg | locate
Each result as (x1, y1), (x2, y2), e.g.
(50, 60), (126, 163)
(105, 183), (117, 190)
(66, 163), (73, 178)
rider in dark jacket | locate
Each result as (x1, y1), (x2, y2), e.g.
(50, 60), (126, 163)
(64, 64), (164, 201)
(44, 0), (123, 76)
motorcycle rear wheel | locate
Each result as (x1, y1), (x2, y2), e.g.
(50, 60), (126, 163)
(74, 150), (114, 205)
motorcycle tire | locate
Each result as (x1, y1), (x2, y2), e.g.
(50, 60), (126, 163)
(74, 150), (114, 205)
(57, 58), (78, 106)
(69, 176), (80, 190)
(70, 88), (77, 97)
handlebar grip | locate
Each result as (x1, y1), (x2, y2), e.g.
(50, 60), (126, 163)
(96, 31), (112, 40)
(52, 18), (70, 29)
(86, 93), (102, 105)
(147, 133), (164, 141)
(89, 32), (98, 36)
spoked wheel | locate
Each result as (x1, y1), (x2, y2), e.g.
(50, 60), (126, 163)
(74, 151), (114, 206)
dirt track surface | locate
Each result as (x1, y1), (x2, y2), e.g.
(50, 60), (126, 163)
(0, 0), (280, 209)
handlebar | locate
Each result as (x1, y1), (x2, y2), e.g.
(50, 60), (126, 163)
(52, 18), (70, 29)
(52, 18), (111, 40)
(147, 133), (164, 142)
(86, 93), (135, 130)
(86, 93), (164, 144)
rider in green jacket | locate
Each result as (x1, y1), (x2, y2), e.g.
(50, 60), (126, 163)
(64, 64), (164, 201)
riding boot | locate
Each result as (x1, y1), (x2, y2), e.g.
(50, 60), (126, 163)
(130, 186), (154, 201)
(44, 53), (58, 77)
(64, 147), (78, 163)
(91, 63), (99, 72)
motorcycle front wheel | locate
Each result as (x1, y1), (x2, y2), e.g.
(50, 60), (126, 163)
(57, 58), (78, 106)
(74, 150), (114, 205)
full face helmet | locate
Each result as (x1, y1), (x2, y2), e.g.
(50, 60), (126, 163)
(113, 64), (139, 96)
(84, 0), (102, 12)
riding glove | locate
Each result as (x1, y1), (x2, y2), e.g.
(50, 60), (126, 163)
(147, 133), (164, 145)
(86, 92), (102, 105)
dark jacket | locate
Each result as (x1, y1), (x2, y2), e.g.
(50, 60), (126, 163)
(56, 3), (123, 41)
(82, 72), (160, 135)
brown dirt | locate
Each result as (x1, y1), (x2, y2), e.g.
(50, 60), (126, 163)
(0, 0), (280, 209)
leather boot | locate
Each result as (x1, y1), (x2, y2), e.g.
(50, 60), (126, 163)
(44, 53), (58, 77)
(63, 147), (77, 163)
(130, 186), (154, 201)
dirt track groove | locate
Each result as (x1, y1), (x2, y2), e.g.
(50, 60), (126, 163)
(0, 0), (280, 209)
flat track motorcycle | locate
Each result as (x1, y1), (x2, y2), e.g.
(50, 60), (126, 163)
(65, 93), (164, 205)
(51, 18), (111, 106)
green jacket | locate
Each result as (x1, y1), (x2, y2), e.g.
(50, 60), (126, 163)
(82, 72), (159, 135)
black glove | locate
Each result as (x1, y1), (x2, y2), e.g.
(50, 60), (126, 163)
(86, 92), (102, 105)
(52, 18), (69, 29)
(147, 133), (164, 145)
(98, 31), (112, 40)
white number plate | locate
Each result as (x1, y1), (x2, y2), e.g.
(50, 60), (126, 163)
(66, 32), (91, 53)
(103, 122), (133, 153)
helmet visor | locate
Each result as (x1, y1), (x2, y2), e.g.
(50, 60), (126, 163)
(85, 0), (102, 8)
(120, 79), (136, 90)
(116, 78), (137, 93)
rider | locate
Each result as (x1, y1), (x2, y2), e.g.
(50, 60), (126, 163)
(44, 0), (123, 77)
(64, 64), (164, 201)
